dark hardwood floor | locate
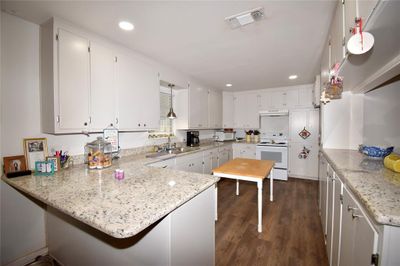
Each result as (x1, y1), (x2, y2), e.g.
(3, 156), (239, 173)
(216, 178), (328, 266)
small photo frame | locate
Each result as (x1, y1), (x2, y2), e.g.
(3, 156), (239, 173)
(34, 161), (54, 176)
(46, 156), (61, 172)
(3, 155), (27, 174)
(23, 138), (48, 171)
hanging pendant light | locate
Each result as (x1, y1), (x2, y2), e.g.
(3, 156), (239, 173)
(166, 84), (177, 119)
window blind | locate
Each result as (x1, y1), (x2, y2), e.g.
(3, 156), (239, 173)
(159, 92), (173, 133)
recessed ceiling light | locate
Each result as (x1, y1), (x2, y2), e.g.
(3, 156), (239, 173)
(119, 21), (134, 31)
(226, 83), (233, 87)
(289, 75), (298, 80)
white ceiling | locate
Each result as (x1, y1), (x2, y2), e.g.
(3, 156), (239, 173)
(1, 1), (336, 91)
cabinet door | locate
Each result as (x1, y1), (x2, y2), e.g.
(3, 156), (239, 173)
(326, 169), (334, 264)
(353, 208), (378, 266)
(116, 54), (159, 130)
(289, 109), (319, 143)
(339, 187), (357, 266)
(57, 28), (90, 131)
(191, 156), (204, 174)
(332, 175), (343, 266)
(288, 142), (319, 178)
(344, 0), (357, 48)
(212, 150), (219, 170)
(209, 90), (222, 128)
(297, 87), (313, 108)
(319, 156), (328, 235)
(270, 91), (287, 109)
(222, 91), (234, 128)
(90, 42), (117, 131)
(286, 89), (299, 108)
(330, 1), (345, 65)
(259, 91), (272, 111)
(242, 146), (256, 159)
(320, 39), (331, 92)
(189, 82), (208, 128)
(219, 150), (229, 166)
(203, 154), (212, 174)
(234, 93), (259, 129)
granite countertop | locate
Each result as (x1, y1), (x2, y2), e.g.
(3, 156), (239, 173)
(323, 149), (400, 226)
(2, 142), (229, 239)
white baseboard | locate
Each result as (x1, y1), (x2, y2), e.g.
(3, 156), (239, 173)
(289, 175), (318, 181)
(5, 247), (48, 266)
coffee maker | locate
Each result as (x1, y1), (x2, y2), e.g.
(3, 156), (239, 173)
(186, 131), (200, 147)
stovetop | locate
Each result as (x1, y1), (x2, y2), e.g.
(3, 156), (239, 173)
(257, 141), (288, 147)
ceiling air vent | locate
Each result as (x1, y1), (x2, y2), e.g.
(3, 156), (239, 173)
(225, 7), (264, 29)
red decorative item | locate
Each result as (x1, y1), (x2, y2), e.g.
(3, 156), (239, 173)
(299, 127), (311, 139)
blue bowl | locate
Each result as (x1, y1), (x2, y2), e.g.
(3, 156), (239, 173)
(359, 145), (394, 158)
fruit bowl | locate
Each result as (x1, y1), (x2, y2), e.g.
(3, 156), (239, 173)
(359, 145), (394, 158)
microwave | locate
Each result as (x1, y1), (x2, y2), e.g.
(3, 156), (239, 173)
(215, 131), (235, 142)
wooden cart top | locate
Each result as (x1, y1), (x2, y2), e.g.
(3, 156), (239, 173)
(213, 158), (274, 179)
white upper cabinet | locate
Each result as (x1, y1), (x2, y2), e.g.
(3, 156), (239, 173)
(258, 87), (313, 111)
(41, 18), (160, 134)
(222, 91), (234, 128)
(189, 82), (209, 129)
(57, 28), (91, 132)
(233, 93), (259, 129)
(320, 39), (331, 91)
(90, 42), (117, 131)
(330, 1), (345, 66)
(208, 89), (222, 129)
(116, 53), (160, 131)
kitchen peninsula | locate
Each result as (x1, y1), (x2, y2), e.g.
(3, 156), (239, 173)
(2, 152), (219, 265)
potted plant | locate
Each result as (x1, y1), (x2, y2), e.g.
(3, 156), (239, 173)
(245, 130), (253, 143)
(253, 130), (260, 143)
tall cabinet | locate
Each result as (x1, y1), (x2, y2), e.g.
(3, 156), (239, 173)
(288, 109), (319, 179)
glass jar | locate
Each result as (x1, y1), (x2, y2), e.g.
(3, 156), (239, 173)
(85, 137), (113, 169)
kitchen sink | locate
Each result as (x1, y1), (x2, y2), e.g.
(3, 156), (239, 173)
(145, 146), (200, 158)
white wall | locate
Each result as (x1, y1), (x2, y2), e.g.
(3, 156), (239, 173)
(322, 91), (364, 150)
(363, 80), (400, 153)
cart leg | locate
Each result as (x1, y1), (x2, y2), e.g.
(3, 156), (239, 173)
(270, 169), (274, 202)
(215, 184), (218, 221)
(236, 179), (239, 196)
(257, 180), (263, 233)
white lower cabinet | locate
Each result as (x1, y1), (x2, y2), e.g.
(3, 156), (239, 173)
(232, 144), (256, 159)
(203, 148), (218, 175)
(175, 153), (204, 174)
(319, 156), (381, 266)
(340, 186), (379, 266)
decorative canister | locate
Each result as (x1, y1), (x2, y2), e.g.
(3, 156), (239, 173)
(85, 137), (113, 169)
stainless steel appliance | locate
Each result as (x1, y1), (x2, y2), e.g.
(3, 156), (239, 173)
(215, 131), (235, 142)
(186, 131), (200, 147)
(256, 135), (288, 181)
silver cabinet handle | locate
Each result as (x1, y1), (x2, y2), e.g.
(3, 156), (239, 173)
(352, 213), (362, 220)
(162, 165), (168, 168)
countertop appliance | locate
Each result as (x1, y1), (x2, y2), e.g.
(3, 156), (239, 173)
(186, 131), (200, 147)
(215, 131), (235, 142)
(256, 134), (288, 181)
(259, 109), (289, 117)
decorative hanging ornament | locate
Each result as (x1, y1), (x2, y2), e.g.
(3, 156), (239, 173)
(298, 146), (311, 159)
(347, 17), (374, 55)
(299, 127), (311, 139)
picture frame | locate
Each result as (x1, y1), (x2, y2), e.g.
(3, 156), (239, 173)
(3, 155), (27, 174)
(46, 156), (61, 172)
(23, 138), (48, 171)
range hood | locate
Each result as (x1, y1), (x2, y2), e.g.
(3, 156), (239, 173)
(259, 109), (289, 117)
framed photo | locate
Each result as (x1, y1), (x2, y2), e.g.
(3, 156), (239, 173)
(3, 155), (27, 174)
(23, 138), (48, 171)
(46, 156), (61, 172)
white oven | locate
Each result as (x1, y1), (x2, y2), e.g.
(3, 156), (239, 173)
(256, 145), (288, 181)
